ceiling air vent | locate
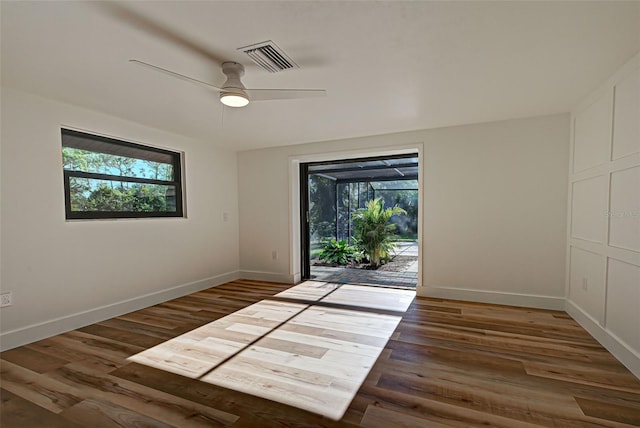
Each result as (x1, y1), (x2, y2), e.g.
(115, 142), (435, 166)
(238, 40), (299, 73)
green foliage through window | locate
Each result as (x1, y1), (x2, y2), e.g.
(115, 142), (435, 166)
(308, 174), (336, 242)
(61, 129), (183, 219)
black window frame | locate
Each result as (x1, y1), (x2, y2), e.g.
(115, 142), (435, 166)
(61, 128), (184, 220)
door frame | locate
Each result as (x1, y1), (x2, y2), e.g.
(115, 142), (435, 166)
(288, 143), (424, 286)
(299, 162), (311, 280)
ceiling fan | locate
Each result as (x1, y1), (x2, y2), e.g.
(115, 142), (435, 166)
(101, 4), (325, 108)
(130, 59), (326, 108)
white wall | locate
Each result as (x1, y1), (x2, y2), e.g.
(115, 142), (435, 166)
(566, 54), (640, 378)
(0, 87), (240, 350)
(238, 114), (570, 309)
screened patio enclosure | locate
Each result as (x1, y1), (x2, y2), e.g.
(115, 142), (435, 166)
(306, 154), (419, 247)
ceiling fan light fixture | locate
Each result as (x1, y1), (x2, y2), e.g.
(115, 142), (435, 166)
(220, 91), (249, 107)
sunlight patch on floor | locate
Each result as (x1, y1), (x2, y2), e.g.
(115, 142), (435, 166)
(128, 281), (414, 420)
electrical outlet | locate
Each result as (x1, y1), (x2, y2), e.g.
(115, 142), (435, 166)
(0, 292), (12, 308)
(272, 250), (278, 260)
(581, 278), (588, 291)
(222, 212), (229, 222)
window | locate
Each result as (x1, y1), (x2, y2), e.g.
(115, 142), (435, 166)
(61, 128), (184, 219)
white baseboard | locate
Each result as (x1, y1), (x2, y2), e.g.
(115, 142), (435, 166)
(238, 270), (296, 284)
(0, 270), (240, 352)
(419, 285), (565, 310)
(565, 300), (640, 379)
(292, 271), (302, 284)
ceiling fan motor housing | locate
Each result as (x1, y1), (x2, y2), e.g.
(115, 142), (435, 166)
(221, 62), (246, 91)
(220, 62), (249, 106)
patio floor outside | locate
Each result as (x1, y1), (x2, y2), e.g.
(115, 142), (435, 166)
(310, 241), (418, 288)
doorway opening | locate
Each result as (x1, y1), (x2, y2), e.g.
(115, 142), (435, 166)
(300, 154), (419, 288)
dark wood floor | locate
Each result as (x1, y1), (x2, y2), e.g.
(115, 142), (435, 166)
(2, 280), (639, 427)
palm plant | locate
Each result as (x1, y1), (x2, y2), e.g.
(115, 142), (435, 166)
(353, 198), (407, 268)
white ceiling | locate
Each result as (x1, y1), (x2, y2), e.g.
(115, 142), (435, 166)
(2, 1), (639, 151)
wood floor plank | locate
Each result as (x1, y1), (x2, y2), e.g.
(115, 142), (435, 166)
(0, 359), (83, 413)
(397, 322), (621, 366)
(25, 337), (126, 374)
(575, 396), (640, 426)
(116, 310), (191, 330)
(374, 370), (588, 426)
(207, 311), (400, 413)
(1, 389), (83, 428)
(386, 337), (529, 376)
(360, 404), (453, 428)
(127, 300), (308, 378)
(46, 330), (144, 363)
(78, 323), (166, 349)
(525, 361), (640, 394)
(140, 295), (406, 421)
(48, 363), (239, 427)
(257, 336), (330, 358)
(25, 337), (88, 364)
(60, 398), (176, 428)
(321, 284), (415, 312)
(1, 279), (638, 427)
(142, 304), (216, 323)
(355, 385), (552, 428)
(374, 355), (576, 408)
(0, 345), (70, 373)
(401, 305), (593, 343)
(97, 317), (178, 339)
(111, 362), (354, 427)
(274, 280), (339, 301)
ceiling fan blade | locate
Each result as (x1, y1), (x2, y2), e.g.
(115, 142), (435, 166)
(100, 3), (226, 65)
(245, 88), (327, 101)
(130, 60), (222, 92)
